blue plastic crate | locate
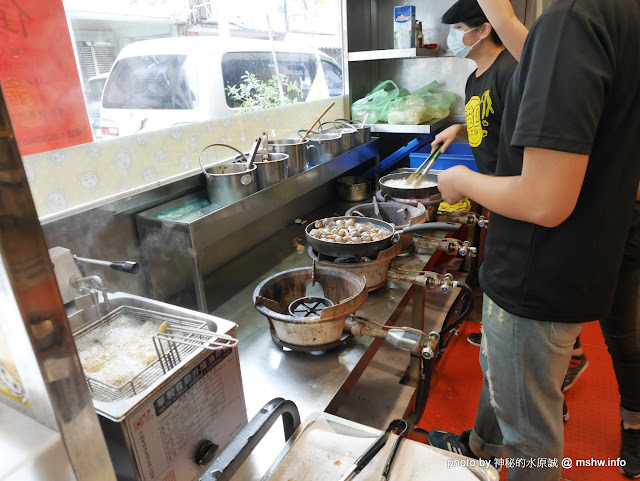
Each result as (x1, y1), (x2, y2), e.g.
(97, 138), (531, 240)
(409, 143), (478, 172)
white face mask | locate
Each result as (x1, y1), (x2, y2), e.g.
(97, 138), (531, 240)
(447, 26), (480, 58)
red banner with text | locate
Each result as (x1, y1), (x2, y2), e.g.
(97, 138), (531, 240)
(0, 0), (92, 156)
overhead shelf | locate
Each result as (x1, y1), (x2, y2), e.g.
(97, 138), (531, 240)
(367, 117), (449, 134)
(348, 48), (440, 62)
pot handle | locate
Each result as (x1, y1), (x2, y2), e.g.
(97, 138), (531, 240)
(320, 120), (358, 133)
(336, 116), (369, 129)
(298, 129), (320, 137)
(400, 221), (462, 234)
(199, 143), (248, 178)
(306, 144), (318, 166)
(422, 193), (443, 207)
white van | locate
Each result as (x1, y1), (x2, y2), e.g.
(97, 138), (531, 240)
(85, 73), (109, 135)
(99, 36), (343, 138)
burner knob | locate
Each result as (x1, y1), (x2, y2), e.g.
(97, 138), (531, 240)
(440, 273), (453, 293)
(194, 439), (218, 466)
(459, 241), (472, 257)
(422, 331), (440, 360)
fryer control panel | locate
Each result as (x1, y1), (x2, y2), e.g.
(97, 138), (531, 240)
(125, 347), (247, 481)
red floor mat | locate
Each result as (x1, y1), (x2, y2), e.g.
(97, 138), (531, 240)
(413, 321), (629, 481)
(416, 322), (484, 435)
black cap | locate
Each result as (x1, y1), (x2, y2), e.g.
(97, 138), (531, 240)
(441, 0), (488, 24)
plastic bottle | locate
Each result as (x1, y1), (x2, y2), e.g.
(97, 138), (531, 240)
(423, 23), (438, 49)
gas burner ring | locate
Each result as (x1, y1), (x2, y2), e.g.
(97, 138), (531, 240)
(288, 296), (334, 317)
(375, 189), (431, 205)
(334, 255), (372, 264)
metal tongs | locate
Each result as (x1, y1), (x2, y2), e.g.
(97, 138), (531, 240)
(404, 144), (442, 185)
(337, 419), (408, 481)
(246, 136), (262, 170)
(261, 131), (269, 161)
(380, 419), (408, 481)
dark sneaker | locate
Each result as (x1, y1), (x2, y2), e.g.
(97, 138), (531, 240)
(428, 429), (501, 471)
(562, 354), (589, 391)
(467, 332), (482, 346)
(621, 423), (640, 478)
(563, 399), (569, 423)
(428, 429), (477, 457)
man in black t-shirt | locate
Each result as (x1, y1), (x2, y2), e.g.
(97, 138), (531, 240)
(433, 0), (519, 347)
(429, 0), (640, 479)
(433, 0), (518, 176)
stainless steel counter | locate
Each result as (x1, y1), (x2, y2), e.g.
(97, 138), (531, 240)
(204, 199), (464, 480)
(209, 204), (451, 423)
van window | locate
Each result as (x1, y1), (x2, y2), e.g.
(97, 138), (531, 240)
(102, 55), (199, 110)
(86, 77), (107, 102)
(221, 52), (318, 108)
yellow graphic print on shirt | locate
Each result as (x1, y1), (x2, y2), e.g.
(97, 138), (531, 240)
(465, 90), (494, 147)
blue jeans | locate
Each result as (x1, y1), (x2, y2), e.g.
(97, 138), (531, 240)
(469, 294), (583, 481)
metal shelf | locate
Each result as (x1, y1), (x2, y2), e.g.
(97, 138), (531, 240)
(348, 48), (440, 62)
(368, 117), (449, 134)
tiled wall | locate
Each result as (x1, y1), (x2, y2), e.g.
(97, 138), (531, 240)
(24, 97), (347, 221)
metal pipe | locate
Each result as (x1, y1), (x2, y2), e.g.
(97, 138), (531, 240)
(74, 255), (139, 274)
(344, 317), (388, 339)
(386, 269), (440, 288)
(70, 275), (111, 313)
(78, 287), (101, 317)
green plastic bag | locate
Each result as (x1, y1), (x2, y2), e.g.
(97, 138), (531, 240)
(352, 80), (406, 124)
(387, 81), (455, 125)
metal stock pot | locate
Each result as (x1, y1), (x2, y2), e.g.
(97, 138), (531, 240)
(235, 152), (288, 190)
(319, 121), (358, 152)
(336, 176), (371, 202)
(268, 138), (313, 176)
(199, 143), (257, 206)
(298, 131), (342, 165)
(335, 118), (372, 146)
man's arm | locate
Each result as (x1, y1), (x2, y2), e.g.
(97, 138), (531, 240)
(431, 123), (467, 153)
(477, 0), (529, 60)
(438, 146), (588, 227)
